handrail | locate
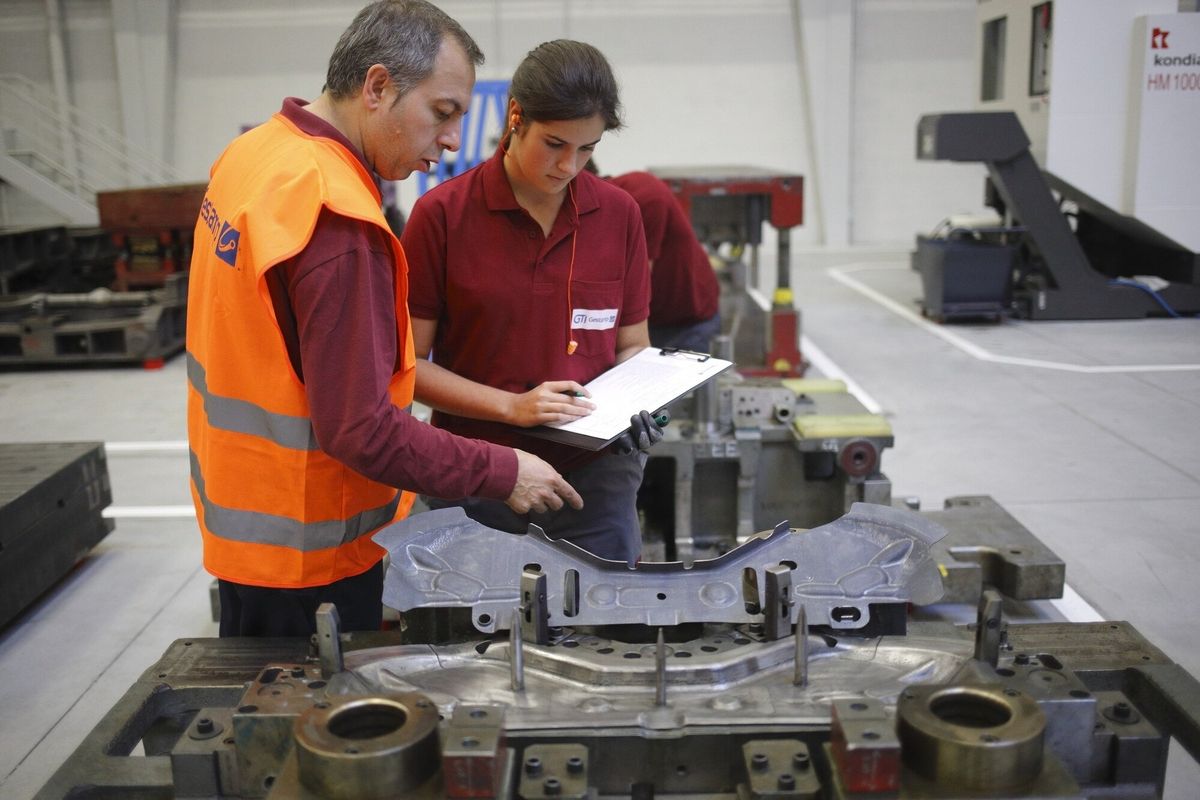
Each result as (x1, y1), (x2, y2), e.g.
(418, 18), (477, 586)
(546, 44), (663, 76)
(0, 73), (178, 176)
(0, 72), (179, 199)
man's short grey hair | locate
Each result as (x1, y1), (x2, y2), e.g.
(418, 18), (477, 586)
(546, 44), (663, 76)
(325, 0), (484, 100)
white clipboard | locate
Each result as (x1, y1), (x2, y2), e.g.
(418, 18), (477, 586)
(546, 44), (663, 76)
(527, 347), (733, 451)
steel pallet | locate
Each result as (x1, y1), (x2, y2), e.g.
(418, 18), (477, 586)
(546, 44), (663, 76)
(0, 442), (113, 629)
(0, 274), (187, 367)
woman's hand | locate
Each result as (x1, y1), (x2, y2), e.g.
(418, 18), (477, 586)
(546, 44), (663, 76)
(505, 381), (595, 427)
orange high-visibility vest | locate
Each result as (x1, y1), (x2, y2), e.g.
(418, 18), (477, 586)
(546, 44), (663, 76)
(186, 112), (415, 589)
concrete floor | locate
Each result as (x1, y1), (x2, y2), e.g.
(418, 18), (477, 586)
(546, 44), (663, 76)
(2, 249), (1199, 797)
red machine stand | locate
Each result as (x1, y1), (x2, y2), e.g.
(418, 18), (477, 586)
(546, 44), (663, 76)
(98, 183), (206, 291)
(759, 288), (805, 377)
(652, 166), (806, 377)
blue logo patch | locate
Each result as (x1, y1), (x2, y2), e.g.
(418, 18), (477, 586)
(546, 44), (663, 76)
(215, 221), (241, 267)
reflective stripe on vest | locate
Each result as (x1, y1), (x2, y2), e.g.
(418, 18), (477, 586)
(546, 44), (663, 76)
(187, 352), (317, 451)
(189, 449), (400, 551)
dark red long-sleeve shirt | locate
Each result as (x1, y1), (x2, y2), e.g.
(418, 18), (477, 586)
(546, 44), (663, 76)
(263, 98), (517, 501)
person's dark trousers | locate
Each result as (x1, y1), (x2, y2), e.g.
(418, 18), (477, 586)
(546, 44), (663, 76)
(649, 312), (721, 353)
(217, 560), (384, 637)
(424, 450), (644, 566)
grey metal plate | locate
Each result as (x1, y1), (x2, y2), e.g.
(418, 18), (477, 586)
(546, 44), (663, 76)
(923, 495), (1066, 603)
(375, 503), (947, 633)
(0, 442), (113, 628)
(0, 442), (109, 541)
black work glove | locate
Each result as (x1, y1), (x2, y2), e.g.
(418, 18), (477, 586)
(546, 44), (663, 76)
(612, 409), (669, 455)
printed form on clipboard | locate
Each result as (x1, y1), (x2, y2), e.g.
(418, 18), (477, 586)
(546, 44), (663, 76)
(529, 347), (733, 451)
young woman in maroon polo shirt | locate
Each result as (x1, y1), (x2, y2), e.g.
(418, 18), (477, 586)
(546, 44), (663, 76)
(402, 40), (659, 564)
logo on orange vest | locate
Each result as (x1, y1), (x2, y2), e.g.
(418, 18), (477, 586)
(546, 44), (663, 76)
(216, 221), (241, 267)
(200, 195), (241, 268)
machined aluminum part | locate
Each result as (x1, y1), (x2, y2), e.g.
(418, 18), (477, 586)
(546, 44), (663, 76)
(374, 503), (947, 633)
(332, 627), (973, 734)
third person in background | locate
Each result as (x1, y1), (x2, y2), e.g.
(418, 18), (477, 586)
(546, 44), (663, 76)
(606, 171), (721, 353)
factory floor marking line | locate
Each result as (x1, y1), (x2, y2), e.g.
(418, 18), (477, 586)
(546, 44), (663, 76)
(827, 264), (1200, 373)
(800, 334), (883, 414)
(103, 505), (196, 519)
(104, 440), (188, 453)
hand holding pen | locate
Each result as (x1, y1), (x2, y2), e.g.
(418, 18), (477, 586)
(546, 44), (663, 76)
(506, 380), (595, 427)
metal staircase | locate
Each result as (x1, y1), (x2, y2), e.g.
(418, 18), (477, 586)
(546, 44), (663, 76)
(0, 73), (180, 226)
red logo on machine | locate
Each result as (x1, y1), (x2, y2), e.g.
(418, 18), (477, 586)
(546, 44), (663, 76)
(1151, 27), (1170, 49)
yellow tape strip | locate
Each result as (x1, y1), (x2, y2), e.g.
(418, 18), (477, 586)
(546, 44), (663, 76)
(793, 413), (893, 439)
(780, 378), (848, 395)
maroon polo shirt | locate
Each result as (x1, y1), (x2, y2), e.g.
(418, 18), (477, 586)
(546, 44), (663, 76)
(609, 171), (719, 328)
(403, 148), (650, 471)
(263, 98), (517, 502)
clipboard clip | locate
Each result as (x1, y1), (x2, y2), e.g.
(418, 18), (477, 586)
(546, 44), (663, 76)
(658, 346), (711, 362)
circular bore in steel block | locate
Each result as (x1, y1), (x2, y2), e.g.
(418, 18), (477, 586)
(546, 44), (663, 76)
(838, 439), (878, 478)
(293, 693), (440, 799)
(897, 684), (1045, 792)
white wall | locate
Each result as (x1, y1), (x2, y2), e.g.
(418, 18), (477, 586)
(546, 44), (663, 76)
(1046, 0), (1176, 211)
(0, 2), (54, 87)
(173, 2), (352, 179)
(0, 1), (123, 133)
(974, 0), (1052, 163)
(1124, 13), (1200, 251)
(0, 0), (982, 246)
(852, 0), (982, 244)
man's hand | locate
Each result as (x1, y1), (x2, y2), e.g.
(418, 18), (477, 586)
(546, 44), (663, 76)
(506, 449), (584, 514)
(505, 381), (595, 427)
(611, 409), (668, 455)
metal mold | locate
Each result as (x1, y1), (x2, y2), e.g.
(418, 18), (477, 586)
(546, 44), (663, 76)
(375, 503), (947, 635)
